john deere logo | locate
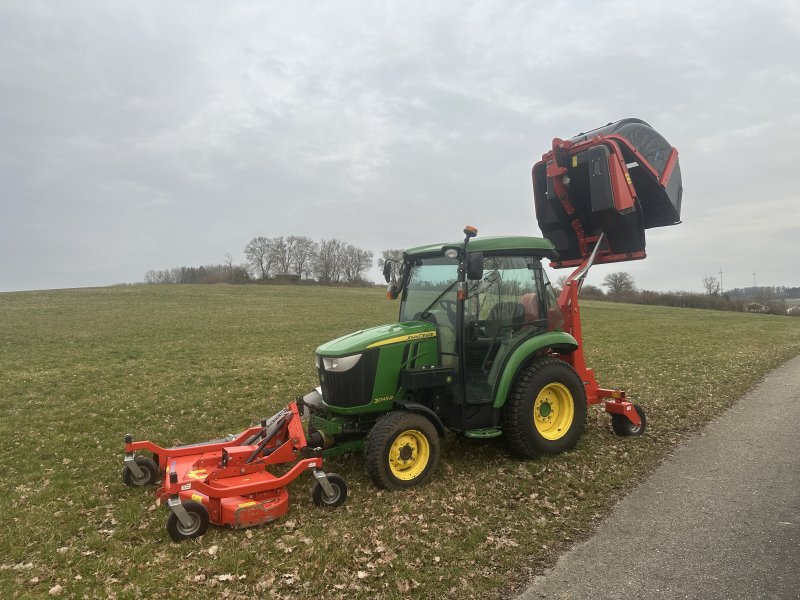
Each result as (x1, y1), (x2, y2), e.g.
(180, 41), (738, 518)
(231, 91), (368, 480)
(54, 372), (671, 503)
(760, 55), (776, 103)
(367, 331), (437, 348)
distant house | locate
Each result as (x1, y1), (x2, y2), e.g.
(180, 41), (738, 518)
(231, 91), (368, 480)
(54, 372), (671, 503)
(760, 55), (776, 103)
(787, 306), (800, 317)
(745, 302), (769, 313)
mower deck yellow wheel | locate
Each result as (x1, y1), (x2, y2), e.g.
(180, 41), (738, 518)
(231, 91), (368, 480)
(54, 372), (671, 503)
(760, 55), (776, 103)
(533, 382), (575, 440)
(388, 429), (430, 480)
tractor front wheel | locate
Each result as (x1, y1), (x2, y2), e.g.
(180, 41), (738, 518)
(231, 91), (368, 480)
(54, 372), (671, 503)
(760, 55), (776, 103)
(611, 404), (647, 437)
(364, 411), (440, 490)
(504, 357), (587, 458)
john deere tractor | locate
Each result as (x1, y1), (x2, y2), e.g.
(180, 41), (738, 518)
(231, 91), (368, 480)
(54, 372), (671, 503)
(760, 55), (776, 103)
(302, 118), (682, 490)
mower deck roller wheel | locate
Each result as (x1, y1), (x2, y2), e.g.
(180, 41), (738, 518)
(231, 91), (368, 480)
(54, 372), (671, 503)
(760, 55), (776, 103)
(311, 473), (348, 508)
(365, 411), (440, 490)
(504, 357), (587, 458)
(611, 404), (647, 437)
(166, 501), (209, 542)
(122, 456), (159, 487)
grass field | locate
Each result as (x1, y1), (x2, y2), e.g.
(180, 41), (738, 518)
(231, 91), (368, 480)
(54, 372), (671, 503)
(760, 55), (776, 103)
(2, 284), (800, 599)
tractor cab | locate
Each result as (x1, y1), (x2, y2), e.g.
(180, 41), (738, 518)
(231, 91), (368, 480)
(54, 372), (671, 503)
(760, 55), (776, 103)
(396, 236), (565, 413)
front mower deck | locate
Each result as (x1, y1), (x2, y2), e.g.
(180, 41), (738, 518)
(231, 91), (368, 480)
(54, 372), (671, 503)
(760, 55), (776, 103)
(123, 401), (348, 541)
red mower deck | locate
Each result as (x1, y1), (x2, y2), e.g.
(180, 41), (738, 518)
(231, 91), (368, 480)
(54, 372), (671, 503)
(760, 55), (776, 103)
(123, 401), (347, 541)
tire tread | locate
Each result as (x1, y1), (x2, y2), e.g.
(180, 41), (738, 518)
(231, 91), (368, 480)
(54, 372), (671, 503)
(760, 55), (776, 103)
(364, 410), (440, 490)
(503, 356), (586, 458)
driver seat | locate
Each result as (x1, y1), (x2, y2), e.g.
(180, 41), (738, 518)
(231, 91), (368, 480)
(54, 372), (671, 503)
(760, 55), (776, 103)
(484, 302), (526, 338)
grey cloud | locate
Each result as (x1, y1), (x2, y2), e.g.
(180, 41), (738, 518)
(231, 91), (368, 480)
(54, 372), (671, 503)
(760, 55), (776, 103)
(1, 0), (798, 292)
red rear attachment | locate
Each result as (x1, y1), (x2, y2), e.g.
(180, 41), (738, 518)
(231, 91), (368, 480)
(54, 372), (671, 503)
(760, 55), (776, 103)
(533, 118), (682, 268)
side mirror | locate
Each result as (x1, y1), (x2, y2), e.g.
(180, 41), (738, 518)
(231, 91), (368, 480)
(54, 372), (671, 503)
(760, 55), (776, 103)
(383, 261), (392, 283)
(466, 252), (484, 280)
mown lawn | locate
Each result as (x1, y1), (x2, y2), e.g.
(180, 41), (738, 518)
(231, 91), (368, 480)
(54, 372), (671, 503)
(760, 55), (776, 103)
(2, 285), (799, 599)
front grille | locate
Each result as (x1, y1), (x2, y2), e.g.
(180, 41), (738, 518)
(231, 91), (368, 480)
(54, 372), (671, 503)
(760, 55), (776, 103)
(318, 350), (379, 408)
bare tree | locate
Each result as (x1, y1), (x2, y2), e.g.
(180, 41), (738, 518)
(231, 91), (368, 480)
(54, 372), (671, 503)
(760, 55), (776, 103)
(551, 274), (568, 295)
(602, 271), (636, 296)
(313, 239), (345, 283)
(271, 236), (292, 275)
(244, 236), (274, 279)
(224, 252), (235, 279)
(702, 275), (721, 296)
(342, 245), (374, 282)
(287, 235), (318, 279)
(144, 270), (168, 284)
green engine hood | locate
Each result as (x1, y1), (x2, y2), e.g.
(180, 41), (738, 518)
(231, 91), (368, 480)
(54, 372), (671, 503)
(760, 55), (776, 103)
(316, 321), (437, 357)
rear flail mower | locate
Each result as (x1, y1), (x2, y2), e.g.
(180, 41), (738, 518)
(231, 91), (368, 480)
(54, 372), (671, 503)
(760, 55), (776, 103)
(123, 117), (682, 540)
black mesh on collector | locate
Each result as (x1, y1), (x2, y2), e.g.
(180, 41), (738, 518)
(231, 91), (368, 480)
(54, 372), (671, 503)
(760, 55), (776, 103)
(533, 118), (682, 264)
(570, 118), (682, 226)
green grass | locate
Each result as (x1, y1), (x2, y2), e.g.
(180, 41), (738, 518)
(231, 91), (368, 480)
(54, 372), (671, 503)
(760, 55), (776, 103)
(2, 285), (800, 599)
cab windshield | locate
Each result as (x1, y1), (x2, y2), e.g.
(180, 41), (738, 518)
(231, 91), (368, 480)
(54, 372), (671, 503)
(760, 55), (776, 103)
(399, 257), (459, 324)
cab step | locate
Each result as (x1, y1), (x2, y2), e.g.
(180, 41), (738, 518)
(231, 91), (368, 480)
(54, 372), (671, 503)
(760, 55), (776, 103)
(464, 428), (502, 439)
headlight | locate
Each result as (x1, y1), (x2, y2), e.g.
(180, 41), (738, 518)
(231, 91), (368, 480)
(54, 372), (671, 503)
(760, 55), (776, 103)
(322, 353), (362, 372)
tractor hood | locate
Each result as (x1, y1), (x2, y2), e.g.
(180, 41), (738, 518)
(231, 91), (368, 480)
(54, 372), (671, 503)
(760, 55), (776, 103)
(316, 321), (437, 357)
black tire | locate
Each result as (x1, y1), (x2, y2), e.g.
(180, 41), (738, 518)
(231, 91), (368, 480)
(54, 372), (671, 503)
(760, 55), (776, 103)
(503, 357), (587, 458)
(166, 501), (209, 542)
(611, 404), (647, 437)
(122, 456), (159, 487)
(311, 473), (348, 508)
(364, 411), (440, 490)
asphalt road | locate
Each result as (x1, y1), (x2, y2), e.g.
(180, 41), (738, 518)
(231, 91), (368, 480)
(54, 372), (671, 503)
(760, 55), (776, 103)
(518, 355), (800, 600)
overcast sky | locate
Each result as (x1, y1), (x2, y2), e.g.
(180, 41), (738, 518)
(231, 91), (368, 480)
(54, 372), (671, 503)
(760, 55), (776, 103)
(1, 1), (799, 293)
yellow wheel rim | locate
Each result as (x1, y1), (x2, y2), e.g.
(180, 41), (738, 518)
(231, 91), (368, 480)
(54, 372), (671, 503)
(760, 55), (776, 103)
(389, 429), (431, 481)
(533, 383), (575, 440)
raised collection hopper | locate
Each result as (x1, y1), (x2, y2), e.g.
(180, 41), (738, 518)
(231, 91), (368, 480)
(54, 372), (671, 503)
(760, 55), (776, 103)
(533, 118), (682, 268)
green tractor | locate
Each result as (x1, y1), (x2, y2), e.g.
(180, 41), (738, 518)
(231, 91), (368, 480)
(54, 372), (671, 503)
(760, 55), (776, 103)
(303, 118), (682, 490)
(304, 227), (591, 490)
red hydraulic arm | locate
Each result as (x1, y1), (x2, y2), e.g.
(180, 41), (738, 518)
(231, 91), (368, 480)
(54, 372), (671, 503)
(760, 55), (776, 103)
(556, 235), (641, 426)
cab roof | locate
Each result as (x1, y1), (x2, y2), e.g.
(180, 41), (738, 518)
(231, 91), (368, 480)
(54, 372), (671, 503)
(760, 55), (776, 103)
(404, 235), (557, 259)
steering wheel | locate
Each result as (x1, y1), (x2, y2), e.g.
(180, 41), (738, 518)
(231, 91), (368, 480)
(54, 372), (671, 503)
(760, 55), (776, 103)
(467, 318), (487, 341)
(438, 298), (458, 322)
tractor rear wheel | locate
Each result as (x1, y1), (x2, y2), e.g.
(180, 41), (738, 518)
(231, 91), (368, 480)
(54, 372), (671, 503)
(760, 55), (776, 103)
(364, 411), (440, 490)
(504, 357), (586, 458)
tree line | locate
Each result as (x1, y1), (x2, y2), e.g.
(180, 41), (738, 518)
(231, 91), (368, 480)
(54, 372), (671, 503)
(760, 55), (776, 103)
(556, 271), (796, 316)
(145, 235), (375, 286)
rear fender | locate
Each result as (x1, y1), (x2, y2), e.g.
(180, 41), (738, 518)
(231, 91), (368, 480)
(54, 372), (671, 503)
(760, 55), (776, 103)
(490, 332), (579, 408)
